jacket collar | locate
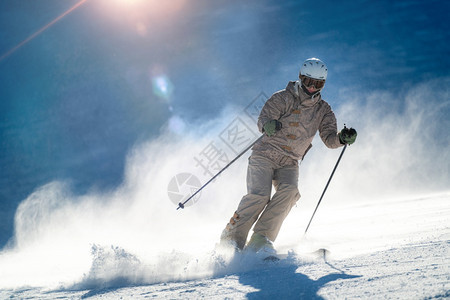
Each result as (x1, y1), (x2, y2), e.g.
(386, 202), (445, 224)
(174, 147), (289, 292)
(288, 81), (321, 107)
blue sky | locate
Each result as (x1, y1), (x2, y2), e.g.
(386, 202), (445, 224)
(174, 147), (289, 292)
(0, 0), (449, 248)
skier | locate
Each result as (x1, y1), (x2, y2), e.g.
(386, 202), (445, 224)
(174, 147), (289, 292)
(220, 58), (357, 253)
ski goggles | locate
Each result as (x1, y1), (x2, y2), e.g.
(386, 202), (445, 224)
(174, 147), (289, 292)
(300, 75), (326, 89)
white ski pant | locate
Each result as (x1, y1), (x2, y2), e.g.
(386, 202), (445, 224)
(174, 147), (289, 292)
(222, 154), (300, 250)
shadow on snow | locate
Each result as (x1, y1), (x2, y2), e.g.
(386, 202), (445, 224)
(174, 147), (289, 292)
(238, 263), (361, 299)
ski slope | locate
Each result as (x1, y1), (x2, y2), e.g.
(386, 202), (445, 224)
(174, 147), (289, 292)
(0, 192), (448, 299)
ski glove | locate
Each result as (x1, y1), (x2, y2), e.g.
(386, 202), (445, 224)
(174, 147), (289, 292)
(339, 126), (357, 145)
(263, 120), (282, 137)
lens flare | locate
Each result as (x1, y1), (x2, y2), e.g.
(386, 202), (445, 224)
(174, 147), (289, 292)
(152, 75), (174, 100)
(0, 0), (88, 62)
(167, 115), (187, 134)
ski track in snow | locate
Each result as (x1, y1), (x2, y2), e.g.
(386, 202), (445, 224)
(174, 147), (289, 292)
(0, 193), (449, 299)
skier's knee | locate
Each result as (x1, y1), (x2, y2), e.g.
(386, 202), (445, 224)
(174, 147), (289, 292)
(278, 183), (300, 197)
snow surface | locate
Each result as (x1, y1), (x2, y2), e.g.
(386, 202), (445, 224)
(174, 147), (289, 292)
(0, 193), (448, 299)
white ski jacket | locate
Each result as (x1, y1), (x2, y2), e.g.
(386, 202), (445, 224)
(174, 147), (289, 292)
(252, 81), (343, 165)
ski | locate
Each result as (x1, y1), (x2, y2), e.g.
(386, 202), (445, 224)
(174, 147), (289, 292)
(263, 255), (280, 262)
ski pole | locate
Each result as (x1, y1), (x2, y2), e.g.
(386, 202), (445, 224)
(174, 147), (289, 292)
(177, 134), (264, 210)
(304, 144), (347, 234)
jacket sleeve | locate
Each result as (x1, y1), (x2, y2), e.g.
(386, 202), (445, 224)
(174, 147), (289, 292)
(257, 93), (287, 133)
(319, 104), (343, 149)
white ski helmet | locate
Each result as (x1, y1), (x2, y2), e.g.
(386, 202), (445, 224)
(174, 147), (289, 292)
(299, 58), (328, 80)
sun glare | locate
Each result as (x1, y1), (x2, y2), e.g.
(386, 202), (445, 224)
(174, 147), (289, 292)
(113, 0), (144, 5)
(94, 0), (187, 37)
(103, 0), (187, 16)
